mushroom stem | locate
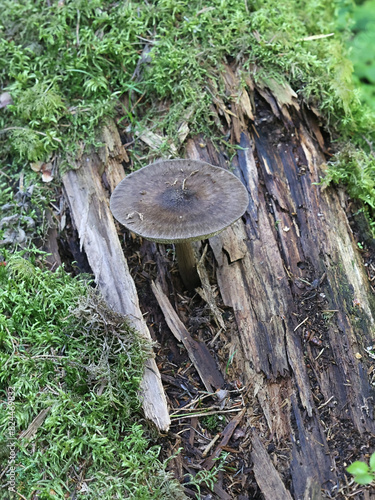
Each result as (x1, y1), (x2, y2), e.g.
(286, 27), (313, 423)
(175, 241), (200, 291)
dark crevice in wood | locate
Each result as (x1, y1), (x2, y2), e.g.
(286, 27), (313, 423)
(58, 216), (93, 276)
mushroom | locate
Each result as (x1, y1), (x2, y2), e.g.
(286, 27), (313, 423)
(110, 159), (249, 290)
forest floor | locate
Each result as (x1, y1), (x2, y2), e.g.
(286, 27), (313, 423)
(58, 181), (375, 500)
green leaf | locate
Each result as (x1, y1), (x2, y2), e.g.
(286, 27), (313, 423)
(353, 473), (374, 485)
(369, 452), (375, 471)
(347, 461), (369, 475)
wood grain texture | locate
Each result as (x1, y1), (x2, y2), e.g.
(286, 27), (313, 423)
(62, 121), (170, 432)
(184, 84), (375, 497)
(251, 429), (294, 500)
(61, 78), (375, 496)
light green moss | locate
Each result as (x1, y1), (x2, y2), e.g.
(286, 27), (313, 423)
(0, 0), (373, 166)
(0, 254), (186, 499)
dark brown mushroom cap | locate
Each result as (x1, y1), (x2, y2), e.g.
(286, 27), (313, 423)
(110, 159), (249, 243)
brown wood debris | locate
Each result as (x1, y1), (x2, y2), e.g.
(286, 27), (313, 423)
(178, 69), (375, 498)
(203, 408), (246, 470)
(152, 280), (224, 393)
(251, 429), (293, 500)
(18, 408), (51, 446)
(53, 60), (375, 498)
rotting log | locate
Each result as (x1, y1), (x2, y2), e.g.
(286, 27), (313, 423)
(59, 73), (375, 496)
(62, 120), (170, 432)
(181, 71), (375, 498)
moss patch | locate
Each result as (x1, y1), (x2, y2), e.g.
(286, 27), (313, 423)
(0, 254), (185, 499)
(0, 0), (373, 164)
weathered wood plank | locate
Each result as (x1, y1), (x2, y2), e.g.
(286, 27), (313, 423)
(62, 122), (170, 432)
(251, 429), (293, 500)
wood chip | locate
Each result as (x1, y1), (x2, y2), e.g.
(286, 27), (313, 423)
(203, 407), (246, 470)
(251, 429), (293, 500)
(19, 408), (51, 446)
(136, 129), (177, 155)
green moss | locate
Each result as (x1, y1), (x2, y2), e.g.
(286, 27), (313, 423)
(323, 147), (375, 209)
(1, 0), (373, 166)
(346, 0), (375, 111)
(0, 255), (185, 499)
(0, 144), (186, 500)
(0, 170), (53, 248)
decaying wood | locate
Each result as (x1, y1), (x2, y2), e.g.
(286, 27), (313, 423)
(212, 483), (232, 500)
(202, 407), (246, 470)
(18, 408), (51, 446)
(59, 66), (375, 497)
(196, 245), (226, 330)
(364, 490), (375, 500)
(62, 120), (170, 432)
(151, 280), (224, 392)
(251, 429), (293, 500)
(181, 69), (375, 498)
(43, 210), (62, 269)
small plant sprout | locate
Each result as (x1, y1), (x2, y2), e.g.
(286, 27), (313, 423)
(185, 452), (229, 498)
(110, 159), (249, 290)
(346, 452), (375, 485)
